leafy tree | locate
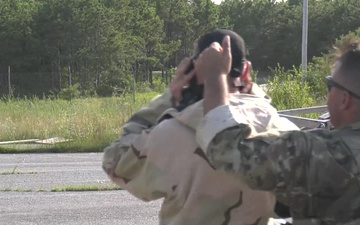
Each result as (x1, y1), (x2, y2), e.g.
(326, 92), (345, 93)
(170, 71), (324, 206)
(1, 0), (360, 97)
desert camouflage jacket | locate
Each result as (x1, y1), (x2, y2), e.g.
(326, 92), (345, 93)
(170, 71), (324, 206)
(196, 105), (360, 225)
(102, 87), (299, 225)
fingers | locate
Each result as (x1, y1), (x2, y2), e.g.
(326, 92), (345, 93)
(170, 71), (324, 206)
(206, 36), (230, 55)
(210, 42), (222, 52)
(177, 57), (191, 73)
(221, 35), (231, 60)
(241, 61), (252, 81)
(171, 58), (196, 103)
(179, 57), (190, 66)
(184, 69), (196, 82)
(196, 42), (221, 62)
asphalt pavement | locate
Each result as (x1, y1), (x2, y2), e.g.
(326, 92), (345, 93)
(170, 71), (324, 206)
(0, 153), (161, 225)
(0, 153), (111, 190)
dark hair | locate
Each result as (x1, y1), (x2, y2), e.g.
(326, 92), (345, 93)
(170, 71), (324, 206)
(195, 29), (246, 77)
(176, 29), (247, 112)
(331, 38), (360, 95)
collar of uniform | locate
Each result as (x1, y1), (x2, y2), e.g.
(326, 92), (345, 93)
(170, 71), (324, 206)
(251, 83), (271, 102)
(337, 121), (360, 131)
(156, 108), (179, 125)
(155, 100), (204, 131)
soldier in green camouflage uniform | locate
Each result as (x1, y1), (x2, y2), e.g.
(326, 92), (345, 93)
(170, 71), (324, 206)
(194, 36), (360, 225)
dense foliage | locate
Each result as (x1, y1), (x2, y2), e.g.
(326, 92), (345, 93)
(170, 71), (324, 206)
(267, 28), (360, 110)
(0, 0), (359, 97)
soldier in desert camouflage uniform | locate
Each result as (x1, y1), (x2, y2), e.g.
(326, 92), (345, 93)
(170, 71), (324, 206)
(194, 35), (360, 225)
(102, 30), (298, 225)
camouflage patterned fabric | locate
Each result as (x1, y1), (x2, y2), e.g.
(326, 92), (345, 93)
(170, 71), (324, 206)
(196, 105), (360, 225)
(103, 86), (299, 225)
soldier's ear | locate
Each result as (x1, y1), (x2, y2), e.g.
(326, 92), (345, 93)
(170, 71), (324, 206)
(241, 61), (252, 82)
(340, 92), (353, 111)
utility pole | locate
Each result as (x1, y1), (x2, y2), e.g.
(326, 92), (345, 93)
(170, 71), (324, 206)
(8, 66), (11, 95)
(133, 73), (136, 103)
(68, 65), (72, 86)
(301, 0), (308, 86)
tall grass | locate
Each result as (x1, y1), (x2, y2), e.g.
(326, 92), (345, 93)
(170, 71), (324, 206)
(0, 92), (159, 152)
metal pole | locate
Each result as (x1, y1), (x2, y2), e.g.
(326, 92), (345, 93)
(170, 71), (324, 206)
(8, 66), (11, 95)
(301, 0), (309, 70)
(133, 73), (136, 103)
(68, 65), (72, 86)
(301, 0), (308, 78)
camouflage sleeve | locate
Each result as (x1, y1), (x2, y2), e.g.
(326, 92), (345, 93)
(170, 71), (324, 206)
(122, 89), (175, 135)
(196, 105), (354, 211)
(102, 89), (174, 200)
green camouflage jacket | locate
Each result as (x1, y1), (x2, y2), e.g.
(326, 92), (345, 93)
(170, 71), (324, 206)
(196, 105), (360, 225)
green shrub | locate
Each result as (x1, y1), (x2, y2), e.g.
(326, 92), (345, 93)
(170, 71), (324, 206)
(267, 66), (315, 110)
(95, 85), (113, 97)
(58, 83), (81, 101)
(136, 82), (152, 93)
(152, 80), (167, 93)
(305, 57), (331, 103)
(267, 28), (360, 110)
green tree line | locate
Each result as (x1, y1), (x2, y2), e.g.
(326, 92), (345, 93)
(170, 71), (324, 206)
(0, 0), (359, 97)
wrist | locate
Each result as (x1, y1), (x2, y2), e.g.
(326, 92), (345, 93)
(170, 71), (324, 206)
(204, 72), (227, 86)
(203, 74), (230, 114)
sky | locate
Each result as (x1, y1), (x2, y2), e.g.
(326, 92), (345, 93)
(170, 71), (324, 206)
(211, 0), (283, 4)
(211, 0), (223, 4)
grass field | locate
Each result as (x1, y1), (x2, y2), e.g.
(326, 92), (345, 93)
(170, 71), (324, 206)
(0, 92), (159, 153)
(0, 70), (327, 154)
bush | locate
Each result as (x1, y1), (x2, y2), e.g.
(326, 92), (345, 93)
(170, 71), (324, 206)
(266, 28), (360, 110)
(136, 82), (152, 93)
(267, 66), (315, 110)
(95, 85), (113, 97)
(305, 56), (331, 103)
(58, 83), (81, 101)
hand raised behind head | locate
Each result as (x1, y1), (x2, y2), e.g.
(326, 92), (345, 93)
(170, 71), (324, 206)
(170, 58), (196, 104)
(194, 35), (232, 81)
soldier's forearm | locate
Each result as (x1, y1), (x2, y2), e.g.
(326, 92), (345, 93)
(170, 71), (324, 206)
(203, 74), (230, 114)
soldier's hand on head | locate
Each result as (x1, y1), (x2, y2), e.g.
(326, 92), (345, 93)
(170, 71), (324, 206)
(197, 36), (233, 114)
(195, 35), (232, 81)
(170, 57), (196, 105)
